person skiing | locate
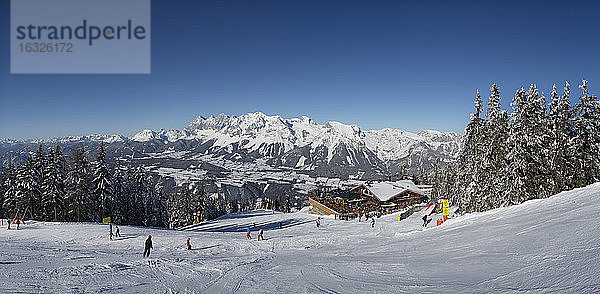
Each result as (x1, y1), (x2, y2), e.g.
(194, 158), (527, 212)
(115, 226), (121, 238)
(246, 226), (252, 240)
(109, 223), (113, 241)
(371, 217), (375, 228)
(257, 227), (264, 241)
(279, 222), (282, 229)
(187, 238), (191, 250)
(7, 219), (10, 230)
(316, 217), (320, 228)
(422, 215), (428, 227)
(144, 235), (153, 258)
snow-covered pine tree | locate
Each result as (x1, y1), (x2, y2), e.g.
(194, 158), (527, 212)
(123, 166), (141, 225)
(457, 90), (487, 212)
(478, 84), (509, 211)
(547, 82), (576, 193)
(168, 184), (192, 228)
(572, 80), (600, 187)
(66, 146), (91, 222)
(142, 170), (157, 226)
(41, 148), (66, 221)
(505, 85), (552, 206)
(154, 179), (171, 228)
(190, 184), (205, 223)
(120, 166), (154, 226)
(167, 191), (179, 228)
(431, 159), (442, 198)
(1, 161), (17, 218)
(440, 162), (458, 204)
(15, 156), (38, 219)
(111, 163), (127, 224)
(0, 167), (3, 217)
(54, 146), (67, 219)
(30, 145), (45, 219)
(92, 142), (113, 222)
(1, 164), (9, 217)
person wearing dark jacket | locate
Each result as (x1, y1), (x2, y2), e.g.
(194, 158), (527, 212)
(257, 228), (264, 241)
(144, 235), (153, 257)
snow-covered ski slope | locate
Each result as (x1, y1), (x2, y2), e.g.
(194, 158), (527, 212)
(2, 184), (600, 293)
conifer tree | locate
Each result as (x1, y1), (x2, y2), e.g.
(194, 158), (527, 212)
(547, 82), (576, 193)
(505, 85), (552, 205)
(168, 185), (192, 228)
(572, 80), (600, 186)
(92, 142), (113, 221)
(142, 170), (157, 226)
(154, 180), (171, 228)
(15, 157), (39, 219)
(31, 145), (45, 219)
(1, 161), (17, 218)
(479, 84), (509, 211)
(457, 90), (486, 212)
(111, 163), (127, 224)
(41, 147), (66, 221)
(66, 146), (91, 222)
(0, 167), (3, 217)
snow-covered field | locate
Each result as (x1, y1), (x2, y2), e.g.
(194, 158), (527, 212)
(2, 183), (600, 293)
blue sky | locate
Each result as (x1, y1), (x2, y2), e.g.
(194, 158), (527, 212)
(1, 0), (598, 139)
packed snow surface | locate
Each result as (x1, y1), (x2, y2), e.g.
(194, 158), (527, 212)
(2, 183), (600, 293)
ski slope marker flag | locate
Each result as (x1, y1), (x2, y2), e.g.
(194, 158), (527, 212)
(442, 199), (449, 216)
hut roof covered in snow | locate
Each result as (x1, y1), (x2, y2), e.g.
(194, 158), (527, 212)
(350, 180), (424, 202)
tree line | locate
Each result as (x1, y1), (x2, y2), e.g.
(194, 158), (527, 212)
(0, 143), (169, 226)
(0, 142), (298, 228)
(432, 80), (599, 213)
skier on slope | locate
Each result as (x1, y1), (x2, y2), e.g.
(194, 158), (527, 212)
(115, 226), (121, 238)
(187, 238), (192, 250)
(316, 217), (320, 228)
(143, 235), (153, 258)
(246, 226), (252, 239)
(109, 223), (113, 241)
(422, 215), (428, 227)
(257, 227), (264, 241)
(371, 217), (375, 228)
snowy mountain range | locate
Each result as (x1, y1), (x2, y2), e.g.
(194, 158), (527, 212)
(126, 112), (462, 177)
(1, 112), (462, 179)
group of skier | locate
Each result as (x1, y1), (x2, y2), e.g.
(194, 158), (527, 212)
(5, 218), (24, 230)
(142, 235), (193, 258)
(246, 226), (264, 241)
(108, 223), (121, 240)
(137, 212), (380, 259)
(316, 216), (375, 228)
